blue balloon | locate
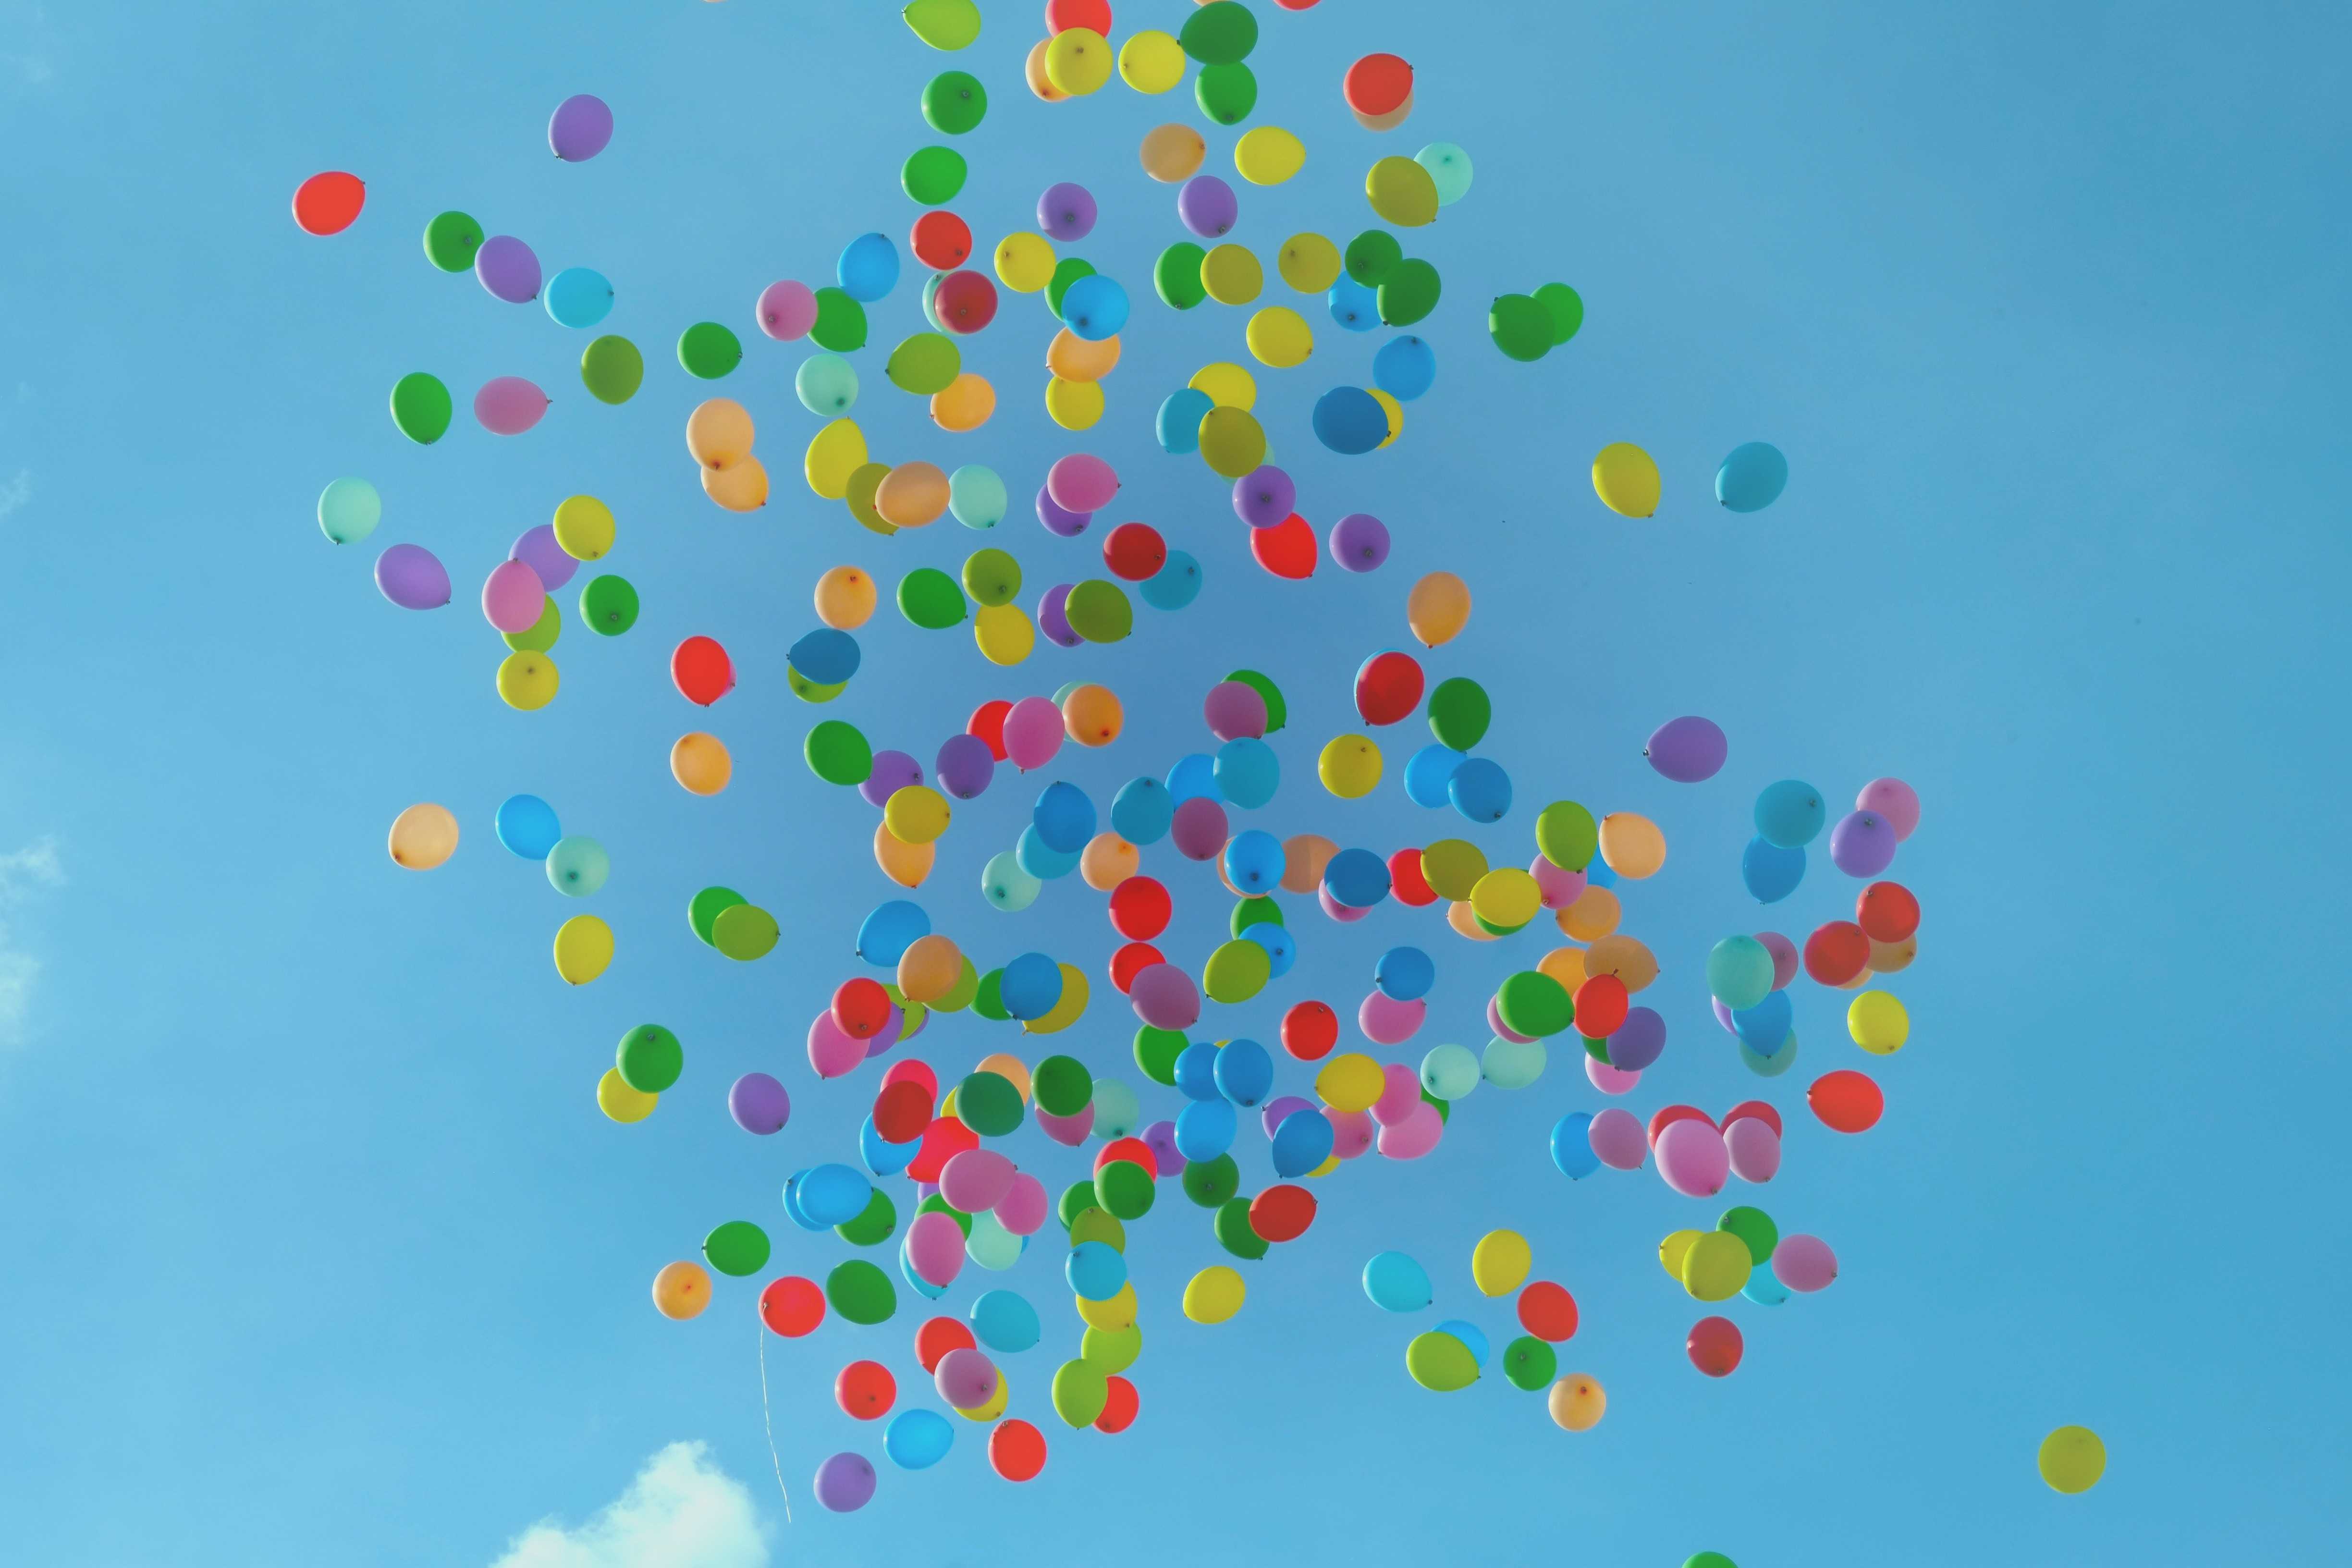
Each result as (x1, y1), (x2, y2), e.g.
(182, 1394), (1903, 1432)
(1016, 822), (1080, 880)
(788, 627), (860, 685)
(1174, 1041), (1223, 1102)
(1741, 836), (1806, 903)
(1212, 1038), (1274, 1107)
(1312, 386), (1388, 453)
(899, 1242), (948, 1299)
(998, 952), (1064, 1020)
(1584, 858), (1618, 889)
(884, 1408), (955, 1469)
(1222, 829), (1285, 893)
(1435, 1319), (1489, 1369)
(1741, 1268), (1791, 1307)
(1375, 945), (1435, 1002)
(1059, 273), (1129, 340)
(1175, 1097), (1238, 1161)
(860, 1113), (917, 1178)
(1715, 441), (1788, 513)
(781, 1170), (828, 1232)
(494, 794), (562, 859)
(1362, 1249), (1433, 1311)
(1448, 756), (1512, 822)
(836, 232), (900, 302)
(1326, 274), (1379, 331)
(1550, 1112), (1600, 1179)
(1110, 776), (1175, 845)
(1270, 1108), (1335, 1177)
(1213, 737), (1279, 808)
(1156, 387), (1214, 453)
(1140, 550), (1202, 610)
(1753, 779), (1825, 848)
(797, 1163), (873, 1227)
(856, 900), (930, 966)
(1166, 752), (1223, 804)
(968, 1289), (1041, 1353)
(1403, 744), (1465, 808)
(1066, 1239), (1127, 1301)
(1731, 989), (1793, 1051)
(1372, 334), (1436, 400)
(1245, 923), (1295, 978)
(1323, 846), (1391, 908)
(1031, 780), (1096, 854)
(543, 266), (613, 328)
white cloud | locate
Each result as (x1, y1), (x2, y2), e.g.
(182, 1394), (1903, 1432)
(0, 470), (28, 523)
(490, 1444), (768, 1568)
(0, 835), (62, 1048)
(1, 3), (54, 86)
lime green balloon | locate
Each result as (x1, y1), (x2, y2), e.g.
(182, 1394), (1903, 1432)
(711, 904), (778, 961)
(961, 549), (1021, 607)
(1406, 1331), (1480, 1391)
(957, 1070), (1025, 1137)
(688, 886), (746, 945)
(579, 574), (638, 636)
(1034, 1054), (1093, 1117)
(902, 0), (981, 50)
(1050, 1358), (1109, 1428)
(1202, 938), (1271, 1004)
(502, 596), (561, 653)
(1680, 1230), (1752, 1301)
(972, 968), (1010, 1021)
(803, 721), (873, 785)
(1095, 1159), (1154, 1220)
(616, 1025), (682, 1093)
(1426, 677), (1491, 749)
(901, 145), (968, 205)
(677, 321), (741, 380)
(1536, 282), (1585, 345)
(1058, 1179), (1100, 1230)
(1378, 258), (1442, 327)
(934, 957), (979, 1014)
(1502, 1335), (1556, 1391)
(1183, 1152), (1239, 1209)
(1225, 669), (1286, 732)
(897, 567), (968, 629)
(1213, 1195), (1266, 1258)
(1080, 1323), (1141, 1373)
(1344, 230), (1402, 286)
(1230, 897), (1284, 937)
(390, 372), (452, 445)
(790, 667), (846, 703)
(810, 287), (868, 352)
(1718, 1206), (1779, 1264)
(580, 335), (643, 404)
(1489, 293), (1554, 362)
(921, 70), (988, 134)
(1046, 257), (1095, 319)
(1065, 579), (1133, 643)
(1154, 242), (1208, 310)
(1180, 1), (1258, 65)
(825, 1259), (896, 1325)
(835, 1188), (897, 1247)
(1495, 971), (1575, 1038)
(1535, 801), (1598, 872)
(1194, 61), (1257, 126)
(1134, 1026), (1186, 1086)
(702, 1220), (771, 1276)
(422, 210), (483, 272)
(916, 1192), (972, 1239)
(887, 331), (961, 395)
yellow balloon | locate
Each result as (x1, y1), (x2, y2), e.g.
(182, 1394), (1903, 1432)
(1369, 386), (1403, 446)
(845, 462), (897, 537)
(1139, 122), (1206, 183)
(1080, 833), (1140, 892)
(938, 1086), (960, 1120)
(1446, 900), (1499, 942)
(1045, 374), (1105, 431)
(1062, 683), (1123, 746)
(1548, 1373), (1606, 1432)
(1043, 26), (1112, 95)
(1469, 867), (1541, 930)
(651, 1261), (710, 1321)
(1305, 1152), (1341, 1177)
(1234, 125), (1306, 185)
(387, 802), (458, 870)
(1183, 1265), (1246, 1324)
(598, 1067), (656, 1124)
(1189, 360), (1257, 411)
(1848, 990), (1910, 1054)
(1681, 1231), (1752, 1301)
(1277, 232), (1342, 293)
(670, 732), (733, 796)
(1658, 1228), (1702, 1281)
(994, 232), (1056, 293)
(814, 565), (877, 629)
(1023, 963), (1089, 1035)
(551, 494), (615, 560)
(1582, 934), (1659, 992)
(1076, 1281), (1137, 1331)
(973, 602), (1035, 666)
(804, 417), (868, 500)
(1538, 945), (1589, 992)
(1869, 934), (1918, 974)
(974, 1053), (1031, 1101)
(553, 915), (613, 985)
(1598, 813), (1666, 879)
(1559, 884), (1620, 941)
(876, 461), (950, 528)
(1318, 734), (1383, 798)
(930, 371), (996, 432)
(1200, 243), (1263, 305)
(884, 784), (951, 845)
(958, 1370), (1009, 1421)
(685, 398), (754, 469)
(701, 454), (768, 512)
(2038, 1426), (2106, 1494)
(497, 650), (559, 711)
(1024, 38), (1068, 102)
(1420, 839), (1488, 902)
(1316, 1052), (1384, 1114)
(1407, 571), (1471, 647)
(1197, 405), (1266, 478)
(1592, 442), (1662, 517)
(1365, 155), (1440, 226)
(1117, 28), (1185, 93)
(1470, 1229), (1531, 1297)
(1245, 306), (1313, 368)
(1068, 1208), (1125, 1251)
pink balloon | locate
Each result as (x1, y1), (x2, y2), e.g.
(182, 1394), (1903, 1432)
(1487, 996), (1534, 1045)
(1201, 680), (1268, 742)
(1725, 1117), (1782, 1184)
(480, 558), (545, 633)
(1530, 855), (1586, 910)
(1002, 696), (1064, 771)
(1127, 963), (1200, 1030)
(1318, 884), (1371, 922)
(1170, 797), (1227, 860)
(1755, 931), (1800, 990)
(1357, 991), (1426, 1047)
(939, 1148), (1016, 1214)
(1855, 778), (1920, 841)
(1370, 1062), (1422, 1125)
(906, 1211), (967, 1288)
(473, 376), (550, 435)
(994, 1172), (1049, 1236)
(807, 1012), (864, 1078)
(1377, 1099), (1443, 1159)
(1046, 453), (1119, 514)
(1034, 1104), (1095, 1145)
(757, 279), (818, 340)
(1587, 1107), (1648, 1170)
(1583, 1054), (1641, 1094)
(1655, 1117), (1731, 1198)
(932, 1344), (996, 1408)
(1326, 1106), (1375, 1158)
(1772, 1233), (1838, 1292)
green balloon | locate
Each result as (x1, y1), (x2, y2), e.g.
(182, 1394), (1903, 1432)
(1406, 1330), (1480, 1391)
(896, 567), (968, 629)
(1068, 1207), (1125, 1251)
(1536, 282), (1585, 344)
(1080, 1323), (1141, 1373)
(1182, 1153), (1239, 1209)
(580, 334), (644, 404)
(1684, 1556), (1738, 1568)
(1202, 938), (1271, 1004)
(502, 596), (561, 653)
(961, 548), (1021, 607)
(1426, 677), (1491, 749)
(790, 667), (846, 703)
(1582, 1033), (1612, 1065)
(916, 1193), (972, 1238)
(1033, 1054), (1093, 1117)
(422, 210), (483, 272)
(1718, 1205), (1779, 1264)
(934, 957), (980, 1013)
(1154, 242), (1208, 310)
(1094, 1159), (1155, 1221)
(921, 70), (988, 134)
(1064, 579), (1133, 643)
(824, 1259), (896, 1325)
(1179, 0), (1259, 64)
(702, 1220), (771, 1277)
(1423, 1087), (1450, 1124)
(1213, 1195), (1267, 1259)
(886, 331), (961, 395)
(616, 1025), (682, 1093)
(1224, 669), (1286, 732)
(688, 886), (746, 946)
(1133, 1026), (1186, 1086)
(1057, 1179), (1100, 1231)
(957, 1070), (1025, 1137)
(803, 720), (873, 785)
(1378, 258), (1442, 327)
(835, 1188), (897, 1247)
(1050, 1358), (1109, 1428)
(1489, 293), (1554, 362)
(1502, 1334), (1556, 1391)
(1046, 257), (1095, 319)
(1194, 61), (1257, 126)
(579, 574), (639, 636)
(901, 145), (968, 205)
(972, 968), (1010, 1021)
(1535, 800), (1599, 870)
(1344, 230), (1402, 286)
(677, 321), (741, 380)
(903, 0), (981, 49)
(810, 287), (869, 352)
(1495, 971), (1575, 1038)
(1229, 897), (1284, 937)
(711, 904), (778, 961)
(389, 372), (452, 445)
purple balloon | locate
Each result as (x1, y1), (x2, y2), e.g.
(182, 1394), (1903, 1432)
(1038, 182), (1097, 241)
(863, 1005), (904, 1058)
(1645, 715), (1728, 783)
(813, 1451), (877, 1513)
(1329, 512), (1391, 572)
(473, 235), (541, 303)
(859, 750), (924, 809)
(373, 543), (450, 610)
(1202, 680), (1268, 742)
(1176, 174), (1238, 238)
(547, 94), (614, 162)
(728, 1072), (791, 1135)
(1169, 796), (1227, 860)
(1035, 484), (1092, 538)
(1486, 995), (1534, 1044)
(934, 733), (995, 800)
(1261, 1095), (1314, 1139)
(1588, 1106), (1648, 1170)
(1755, 930), (1799, 989)
(1829, 810), (1898, 877)
(1711, 997), (1737, 1034)
(1127, 963), (1200, 1030)
(1606, 1007), (1666, 1073)
(510, 523), (577, 592)
(1231, 465), (1294, 528)
(1139, 1119), (1188, 1177)
(1038, 583), (1081, 648)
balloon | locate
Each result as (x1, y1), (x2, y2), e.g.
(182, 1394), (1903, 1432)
(1487, 293), (1553, 360)
(1118, 28), (1185, 92)
(1848, 990), (1910, 1054)
(1687, 1316), (1743, 1377)
(292, 171), (365, 234)
(1471, 1229), (1532, 1297)
(1646, 716), (1727, 783)
(1406, 1331), (1479, 1392)
(542, 266), (613, 330)
(1591, 442), (1662, 516)
(1716, 441), (1788, 512)
(1588, 1107), (1647, 1170)
(988, 1418), (1046, 1482)
(670, 733), (731, 796)
(2038, 1426), (2107, 1494)
(1365, 156), (1439, 225)
(601, 1069), (654, 1126)
(1803, 920), (1871, 985)
(1182, 1264), (1247, 1325)
(1312, 386), (1388, 454)
(712, 905), (777, 961)
(1594, 813), (1665, 879)
(420, 210), (481, 272)
(1809, 1070), (1883, 1133)
(650, 1261), (709, 1321)
(1771, 1233), (1838, 1292)
(1195, 60), (1256, 125)
(1377, 260), (1441, 328)
(809, 287), (870, 354)
(1448, 757), (1511, 823)
(1246, 306), (1313, 368)
(902, 145), (967, 205)
(1177, 174), (1239, 240)
(903, 0), (980, 49)
(1830, 810), (1899, 876)
(882, 1408), (954, 1472)
(473, 234), (541, 304)
(388, 373), (453, 445)
(1548, 1373), (1605, 1432)
(1406, 571), (1471, 647)
(315, 477), (380, 545)
(1724, 1116), (1781, 1184)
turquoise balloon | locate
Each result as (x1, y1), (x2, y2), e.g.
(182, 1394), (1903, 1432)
(1214, 738), (1279, 809)
(1435, 1319), (1490, 1368)
(1016, 823), (1080, 881)
(969, 1288), (1040, 1352)
(796, 353), (859, 416)
(1327, 275), (1379, 331)
(543, 266), (614, 328)
(1706, 935), (1775, 1010)
(1111, 777), (1175, 845)
(1139, 551), (1201, 610)
(981, 849), (1041, 911)
(1363, 1250), (1433, 1312)
(1742, 1268), (1790, 1306)
(948, 464), (1006, 528)
(899, 1244), (948, 1300)
(1753, 779), (1825, 847)
(545, 835), (609, 896)
(1413, 142), (1474, 205)
(1740, 837), (1805, 903)
(884, 1408), (955, 1469)
(1421, 1042), (1480, 1101)
(964, 1210), (1023, 1270)
(1157, 387), (1214, 453)
(317, 477), (381, 544)
(1715, 441), (1788, 512)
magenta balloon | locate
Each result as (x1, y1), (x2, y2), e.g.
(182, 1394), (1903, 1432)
(1755, 930), (1800, 989)
(1260, 1095), (1313, 1139)
(1855, 777), (1920, 841)
(932, 1344), (996, 1408)
(1035, 1104), (1095, 1145)
(474, 376), (550, 435)
(1328, 512), (1391, 573)
(1772, 1233), (1838, 1292)
(728, 1072), (791, 1135)
(1644, 715), (1728, 783)
(1356, 990), (1425, 1047)
(1176, 174), (1238, 238)
(1725, 1116), (1781, 1184)
(907, 1210), (968, 1288)
(1037, 182), (1097, 241)
(1230, 464), (1294, 528)
(807, 1010), (864, 1078)
(1318, 884), (1370, 923)
(1605, 1006), (1666, 1072)
(1139, 1118), (1188, 1176)
(1587, 1106), (1648, 1170)
(1038, 583), (1081, 648)
(1582, 1054), (1640, 1094)
(373, 543), (451, 610)
(1046, 453), (1118, 514)
(473, 234), (541, 303)
(1001, 696), (1065, 771)
(1377, 1100), (1443, 1159)
(1202, 680), (1268, 742)
(939, 1148), (1016, 1214)
(1326, 1105), (1374, 1158)
(1828, 810), (1898, 877)
(812, 1452), (876, 1513)
(935, 733), (995, 800)
(1127, 963), (1200, 1030)
(481, 558), (546, 633)
(1530, 855), (1585, 910)
(1035, 484), (1092, 538)
(1169, 796), (1227, 861)
(758, 279), (818, 340)
(859, 750), (924, 809)
(548, 93), (614, 161)
(994, 1172), (1050, 1235)
(1369, 1062), (1421, 1126)
(1654, 1117), (1731, 1198)
(510, 523), (578, 591)
(1486, 996), (1534, 1045)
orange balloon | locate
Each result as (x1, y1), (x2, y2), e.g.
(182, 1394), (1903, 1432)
(1597, 812), (1666, 878)
(1080, 832), (1140, 891)
(685, 398), (754, 470)
(1447, 900), (1499, 942)
(1025, 40), (1069, 102)
(1537, 945), (1589, 992)
(875, 461), (950, 527)
(652, 1261), (711, 1320)
(1047, 329), (1122, 383)
(1581, 934), (1659, 992)
(1139, 122), (1206, 182)
(1548, 1372), (1606, 1431)
(1281, 834), (1338, 894)
(1558, 884), (1620, 941)
(814, 565), (877, 629)
(931, 372), (996, 432)
(897, 933), (962, 1002)
(874, 821), (935, 888)
(670, 732), (733, 795)
(1869, 934), (1918, 974)
(1062, 683), (1124, 746)
(702, 454), (768, 512)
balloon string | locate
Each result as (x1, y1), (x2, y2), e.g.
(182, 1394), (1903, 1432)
(757, 1315), (794, 1525)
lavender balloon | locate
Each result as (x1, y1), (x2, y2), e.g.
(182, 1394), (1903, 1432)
(1176, 174), (1238, 238)
(1038, 583), (1081, 648)
(473, 235), (541, 303)
(1606, 1007), (1667, 1073)
(547, 94), (614, 161)
(1127, 963), (1200, 1030)
(374, 543), (450, 610)
(1232, 465), (1294, 528)
(1329, 512), (1391, 572)
(1755, 930), (1800, 989)
(1828, 810), (1898, 877)
(1201, 681), (1268, 742)
(859, 750), (923, 809)
(1169, 796), (1227, 860)
(728, 1072), (791, 1135)
(474, 376), (549, 436)
(1261, 1095), (1315, 1139)
(1139, 1119), (1188, 1177)
(510, 523), (577, 591)
(812, 1452), (876, 1513)
(1035, 484), (1092, 538)
(862, 1005), (903, 1058)
(1037, 182), (1097, 241)
(934, 733), (994, 800)
(1644, 715), (1728, 783)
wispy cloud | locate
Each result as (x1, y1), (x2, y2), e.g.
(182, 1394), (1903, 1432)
(490, 1443), (768, 1568)
(1, 3), (55, 86)
(0, 470), (30, 523)
(0, 835), (63, 1048)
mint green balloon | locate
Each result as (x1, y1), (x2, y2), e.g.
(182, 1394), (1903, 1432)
(796, 353), (858, 416)
(1414, 143), (1474, 206)
(546, 835), (610, 897)
(948, 464), (1005, 527)
(317, 477), (380, 544)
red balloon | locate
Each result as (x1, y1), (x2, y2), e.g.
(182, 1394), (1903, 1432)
(914, 1315), (976, 1372)
(1343, 53), (1413, 117)
(1352, 650), (1426, 725)
(1719, 1099), (1783, 1139)
(910, 209), (973, 271)
(1516, 1281), (1579, 1342)
(1809, 1070), (1884, 1134)
(835, 1359), (897, 1419)
(1102, 522), (1167, 582)
(1248, 1184), (1316, 1242)
(759, 1275), (825, 1337)
(1250, 513), (1318, 579)
(934, 268), (999, 334)
(1109, 941), (1164, 994)
(832, 977), (893, 1039)
(1686, 1315), (1743, 1377)
(292, 171), (366, 235)
(968, 699), (1012, 760)
(671, 635), (735, 706)
(1856, 881), (1920, 943)
(989, 1417), (1046, 1482)
(1281, 1000), (1338, 1061)
(1802, 920), (1871, 985)
(1094, 1136), (1158, 1178)
(1388, 847), (1438, 906)
(906, 1115), (978, 1182)
(880, 1058), (939, 1101)
(1647, 1104), (1715, 1148)
(1044, 0), (1112, 34)
(1108, 875), (1172, 939)
(1094, 1373), (1139, 1433)
(872, 1079), (933, 1144)
(1573, 974), (1629, 1038)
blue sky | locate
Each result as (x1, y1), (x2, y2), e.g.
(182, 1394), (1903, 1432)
(2, 1), (2347, 1563)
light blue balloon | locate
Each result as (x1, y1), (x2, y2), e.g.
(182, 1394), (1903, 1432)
(1244, 923), (1295, 978)
(1166, 752), (1223, 804)
(1715, 441), (1788, 513)
(860, 1113), (916, 1178)
(1741, 1268), (1790, 1307)
(795, 353), (859, 416)
(1707, 935), (1775, 1009)
(998, 952), (1064, 1019)
(1090, 1078), (1139, 1139)
(1732, 989), (1793, 1051)
(1753, 779), (1825, 847)
(1213, 737), (1279, 808)
(1110, 777), (1175, 845)
(1139, 550), (1202, 610)
(543, 266), (613, 328)
(1322, 847), (1390, 908)
(980, 849), (1041, 912)
(1016, 822), (1080, 881)
(1584, 859), (1618, 889)
(781, 1170), (827, 1232)
(1212, 1038), (1274, 1107)
(1156, 387), (1214, 453)
(317, 476), (381, 544)
(495, 794), (562, 859)
(1327, 274), (1379, 331)
(545, 835), (608, 896)
(797, 1163), (873, 1227)
(1435, 1319), (1489, 1369)
(1420, 1042), (1480, 1101)
(1270, 1107), (1333, 1177)
(1031, 780), (1096, 854)
(884, 1408), (955, 1469)
(919, 271), (947, 333)
(1741, 836), (1806, 903)
(899, 1242), (948, 1299)
(1362, 1250), (1433, 1312)
(1222, 829), (1285, 893)
(1413, 142), (1473, 205)
(1066, 1239), (1127, 1301)
(1312, 385), (1387, 453)
(965, 1209), (1022, 1270)
(1373, 334), (1437, 401)
(1448, 756), (1512, 822)
(857, 900), (931, 965)
(1549, 1112), (1600, 1178)
(1403, 743), (1465, 808)
(1482, 1034), (1546, 1090)
(948, 464), (1005, 528)
(836, 232), (900, 302)
(1375, 945), (1435, 1002)
(1059, 273), (1129, 340)
(969, 1289), (1041, 1353)
(1740, 1029), (1798, 1078)
(1175, 1097), (1237, 1161)
(788, 627), (860, 685)
(1174, 1041), (1223, 1102)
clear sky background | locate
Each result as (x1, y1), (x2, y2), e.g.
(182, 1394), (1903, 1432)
(2, 1), (2346, 1563)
